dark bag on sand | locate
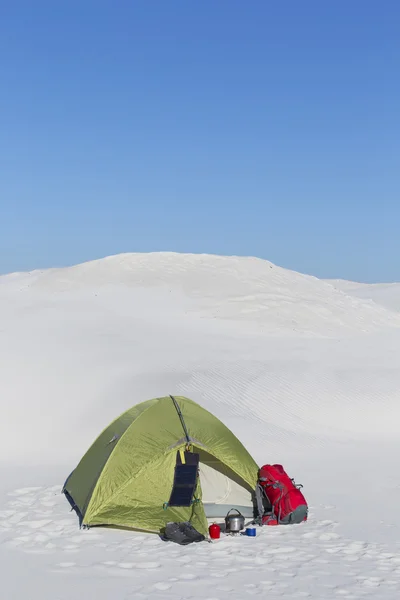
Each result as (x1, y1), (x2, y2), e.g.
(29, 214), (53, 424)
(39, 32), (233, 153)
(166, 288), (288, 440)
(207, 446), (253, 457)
(161, 521), (205, 545)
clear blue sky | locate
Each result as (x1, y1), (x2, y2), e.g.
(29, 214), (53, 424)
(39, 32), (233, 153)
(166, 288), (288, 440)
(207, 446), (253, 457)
(1, 1), (399, 282)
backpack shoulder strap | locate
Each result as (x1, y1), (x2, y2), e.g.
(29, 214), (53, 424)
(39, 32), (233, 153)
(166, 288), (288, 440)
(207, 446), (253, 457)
(254, 483), (266, 525)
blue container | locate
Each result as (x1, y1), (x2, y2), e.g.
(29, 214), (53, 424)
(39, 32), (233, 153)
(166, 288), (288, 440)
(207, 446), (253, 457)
(245, 526), (256, 537)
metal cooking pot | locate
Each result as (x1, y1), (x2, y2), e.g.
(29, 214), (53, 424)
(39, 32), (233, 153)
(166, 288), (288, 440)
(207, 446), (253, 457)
(225, 508), (245, 533)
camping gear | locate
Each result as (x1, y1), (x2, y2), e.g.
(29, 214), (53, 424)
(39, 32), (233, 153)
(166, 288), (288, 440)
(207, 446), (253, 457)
(161, 521), (205, 545)
(62, 395), (259, 538)
(225, 508), (245, 533)
(257, 464), (308, 525)
(208, 523), (221, 539)
(245, 526), (256, 537)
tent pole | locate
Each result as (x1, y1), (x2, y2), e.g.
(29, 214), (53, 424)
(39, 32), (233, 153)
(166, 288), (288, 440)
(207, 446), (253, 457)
(170, 395), (191, 446)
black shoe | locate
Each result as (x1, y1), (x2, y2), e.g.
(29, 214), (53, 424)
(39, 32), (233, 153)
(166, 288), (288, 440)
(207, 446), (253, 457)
(162, 522), (192, 545)
(179, 521), (205, 543)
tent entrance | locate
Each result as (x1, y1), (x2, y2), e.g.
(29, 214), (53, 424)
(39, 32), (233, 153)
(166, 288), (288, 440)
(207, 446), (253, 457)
(195, 448), (255, 519)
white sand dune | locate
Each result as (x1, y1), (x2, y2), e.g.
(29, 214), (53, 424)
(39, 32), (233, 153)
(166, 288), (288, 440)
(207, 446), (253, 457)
(1, 252), (400, 600)
(3, 252), (400, 335)
(328, 278), (400, 313)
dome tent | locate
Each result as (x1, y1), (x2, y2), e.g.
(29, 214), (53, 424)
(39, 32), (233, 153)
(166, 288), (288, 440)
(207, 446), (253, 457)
(62, 395), (259, 537)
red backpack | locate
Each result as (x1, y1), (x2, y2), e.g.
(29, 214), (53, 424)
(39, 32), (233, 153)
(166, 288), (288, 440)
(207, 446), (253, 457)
(256, 464), (308, 526)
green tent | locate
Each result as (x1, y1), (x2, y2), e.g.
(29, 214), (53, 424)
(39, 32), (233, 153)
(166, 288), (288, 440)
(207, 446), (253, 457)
(62, 395), (259, 536)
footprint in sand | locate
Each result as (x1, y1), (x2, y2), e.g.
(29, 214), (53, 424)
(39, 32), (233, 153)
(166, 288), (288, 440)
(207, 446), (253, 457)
(45, 542), (56, 550)
(359, 576), (382, 587)
(325, 546), (343, 554)
(210, 571), (228, 578)
(118, 562), (135, 569)
(135, 561), (160, 569)
(342, 542), (367, 554)
(178, 572), (197, 580)
(153, 582), (172, 591)
(216, 585), (234, 592)
(319, 532), (340, 541)
(302, 531), (318, 539)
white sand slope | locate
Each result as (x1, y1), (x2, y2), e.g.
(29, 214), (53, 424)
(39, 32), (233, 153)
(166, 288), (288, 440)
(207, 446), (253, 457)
(328, 279), (400, 313)
(1, 483), (400, 599)
(1, 252), (400, 600)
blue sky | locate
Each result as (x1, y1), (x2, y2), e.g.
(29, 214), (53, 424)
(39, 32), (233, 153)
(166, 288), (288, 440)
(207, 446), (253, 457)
(1, 1), (399, 282)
